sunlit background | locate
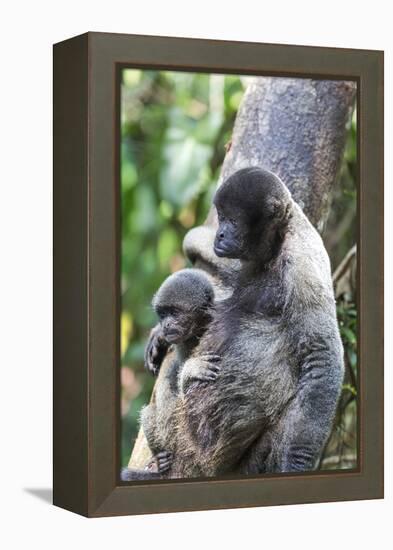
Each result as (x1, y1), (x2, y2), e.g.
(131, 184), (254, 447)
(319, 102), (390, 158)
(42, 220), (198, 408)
(120, 69), (358, 471)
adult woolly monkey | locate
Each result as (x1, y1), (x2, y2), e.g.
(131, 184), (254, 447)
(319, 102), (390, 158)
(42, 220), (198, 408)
(178, 167), (344, 475)
(130, 167), (344, 478)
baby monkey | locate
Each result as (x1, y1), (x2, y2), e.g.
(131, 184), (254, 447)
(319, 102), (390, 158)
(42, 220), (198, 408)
(121, 268), (217, 481)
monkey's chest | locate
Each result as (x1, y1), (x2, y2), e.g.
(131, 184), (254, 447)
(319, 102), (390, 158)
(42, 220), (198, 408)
(203, 304), (296, 424)
(239, 277), (286, 318)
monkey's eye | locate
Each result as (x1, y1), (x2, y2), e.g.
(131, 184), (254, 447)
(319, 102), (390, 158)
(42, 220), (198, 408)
(157, 306), (178, 320)
(155, 307), (166, 320)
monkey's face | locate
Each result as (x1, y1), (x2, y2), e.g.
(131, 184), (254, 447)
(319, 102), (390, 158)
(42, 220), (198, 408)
(156, 306), (197, 344)
(214, 209), (249, 259)
(152, 269), (214, 345)
(213, 168), (291, 261)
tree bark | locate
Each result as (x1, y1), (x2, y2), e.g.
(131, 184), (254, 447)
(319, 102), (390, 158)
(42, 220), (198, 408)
(220, 77), (356, 232)
(129, 77), (356, 469)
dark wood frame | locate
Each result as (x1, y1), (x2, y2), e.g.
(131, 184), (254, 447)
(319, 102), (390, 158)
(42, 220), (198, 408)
(53, 32), (384, 517)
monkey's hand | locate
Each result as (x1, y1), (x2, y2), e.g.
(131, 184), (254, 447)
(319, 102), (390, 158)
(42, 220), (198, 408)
(146, 450), (173, 474)
(144, 324), (169, 376)
(179, 354), (221, 396)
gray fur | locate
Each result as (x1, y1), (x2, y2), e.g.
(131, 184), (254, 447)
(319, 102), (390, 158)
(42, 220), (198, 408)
(176, 168), (344, 475)
(121, 268), (215, 481)
(123, 167), (344, 480)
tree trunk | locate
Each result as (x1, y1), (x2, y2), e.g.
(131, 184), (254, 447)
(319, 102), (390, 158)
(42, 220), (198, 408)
(129, 77), (356, 469)
(221, 77), (356, 232)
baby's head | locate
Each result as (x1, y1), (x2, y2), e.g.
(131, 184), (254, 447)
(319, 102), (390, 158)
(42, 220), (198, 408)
(153, 269), (214, 344)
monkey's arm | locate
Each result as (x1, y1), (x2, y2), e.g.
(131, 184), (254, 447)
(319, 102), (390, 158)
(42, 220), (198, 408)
(278, 323), (344, 472)
(144, 324), (170, 376)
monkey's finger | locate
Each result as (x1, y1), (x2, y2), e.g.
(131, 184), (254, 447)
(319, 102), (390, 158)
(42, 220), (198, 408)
(145, 360), (158, 376)
(156, 453), (173, 470)
(160, 459), (172, 466)
(158, 456), (172, 466)
(155, 451), (172, 459)
(158, 462), (171, 473)
(196, 375), (216, 383)
(145, 359), (156, 372)
(144, 360), (153, 372)
(207, 364), (221, 373)
(201, 354), (221, 362)
(157, 457), (172, 466)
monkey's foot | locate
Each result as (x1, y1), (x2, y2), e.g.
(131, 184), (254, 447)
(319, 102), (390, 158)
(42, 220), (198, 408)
(153, 450), (173, 473)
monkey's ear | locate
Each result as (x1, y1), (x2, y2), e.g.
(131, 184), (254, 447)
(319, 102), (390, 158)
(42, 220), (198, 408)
(282, 202), (293, 223)
(277, 202), (293, 238)
(265, 198), (284, 219)
(266, 198), (293, 234)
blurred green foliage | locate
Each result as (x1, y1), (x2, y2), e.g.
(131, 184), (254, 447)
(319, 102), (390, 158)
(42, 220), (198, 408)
(120, 70), (358, 471)
(325, 108), (357, 267)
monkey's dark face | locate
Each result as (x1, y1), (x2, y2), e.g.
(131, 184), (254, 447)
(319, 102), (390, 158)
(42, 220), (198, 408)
(155, 305), (200, 344)
(214, 209), (250, 259)
(152, 269), (214, 345)
(213, 167), (291, 262)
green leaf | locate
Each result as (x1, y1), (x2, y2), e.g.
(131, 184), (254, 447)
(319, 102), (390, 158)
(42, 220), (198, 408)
(127, 185), (157, 234)
(342, 383), (357, 396)
(341, 326), (356, 345)
(160, 136), (212, 206)
(157, 228), (180, 269)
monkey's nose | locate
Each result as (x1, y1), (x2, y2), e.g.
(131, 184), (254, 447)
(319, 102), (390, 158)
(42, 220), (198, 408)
(218, 231), (225, 240)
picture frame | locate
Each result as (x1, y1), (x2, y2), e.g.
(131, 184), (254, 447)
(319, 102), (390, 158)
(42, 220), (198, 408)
(53, 32), (384, 517)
